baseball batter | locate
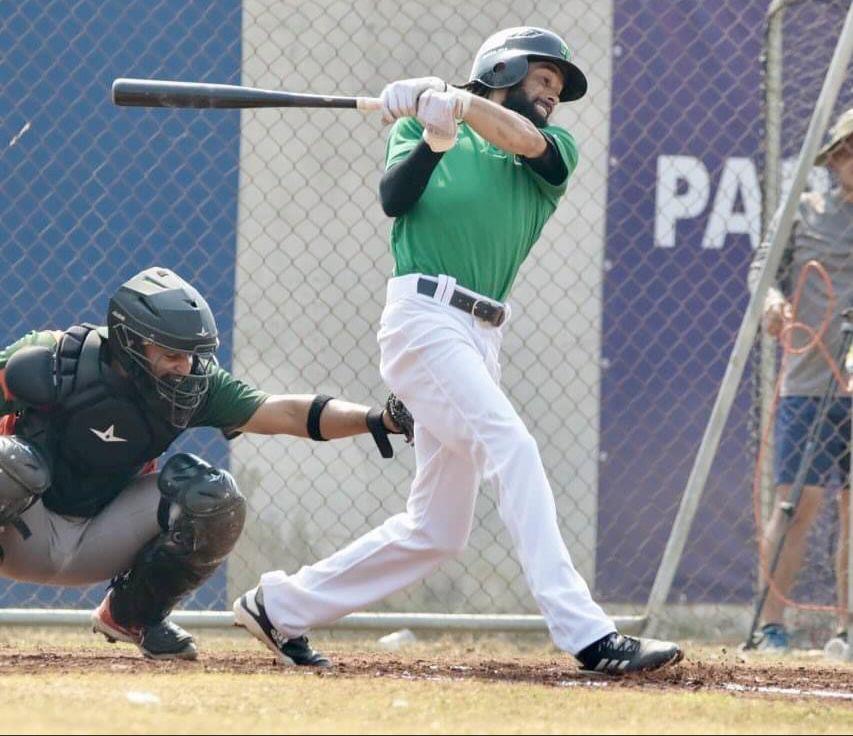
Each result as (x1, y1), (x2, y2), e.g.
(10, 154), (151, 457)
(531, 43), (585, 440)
(0, 267), (407, 660)
(235, 27), (683, 674)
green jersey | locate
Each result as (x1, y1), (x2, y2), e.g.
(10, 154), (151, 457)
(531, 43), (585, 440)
(0, 329), (267, 433)
(190, 365), (269, 433)
(385, 117), (578, 302)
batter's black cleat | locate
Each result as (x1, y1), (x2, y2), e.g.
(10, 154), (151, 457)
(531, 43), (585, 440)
(91, 592), (198, 660)
(233, 586), (331, 667)
(576, 632), (683, 675)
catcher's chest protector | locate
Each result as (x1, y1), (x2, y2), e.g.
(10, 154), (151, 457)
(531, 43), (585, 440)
(14, 326), (183, 515)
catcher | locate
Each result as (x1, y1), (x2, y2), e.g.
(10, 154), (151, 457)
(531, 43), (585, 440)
(0, 266), (410, 661)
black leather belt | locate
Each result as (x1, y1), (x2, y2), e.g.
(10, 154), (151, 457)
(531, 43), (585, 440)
(416, 278), (506, 327)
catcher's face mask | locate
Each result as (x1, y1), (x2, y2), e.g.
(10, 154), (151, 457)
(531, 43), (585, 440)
(114, 324), (217, 428)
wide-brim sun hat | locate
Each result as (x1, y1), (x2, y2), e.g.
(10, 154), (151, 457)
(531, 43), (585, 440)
(815, 107), (853, 165)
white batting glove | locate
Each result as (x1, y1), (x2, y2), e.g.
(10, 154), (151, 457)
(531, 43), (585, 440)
(380, 77), (446, 124)
(421, 87), (473, 119)
(417, 89), (458, 152)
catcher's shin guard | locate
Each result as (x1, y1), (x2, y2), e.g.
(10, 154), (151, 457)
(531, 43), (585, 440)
(109, 453), (246, 627)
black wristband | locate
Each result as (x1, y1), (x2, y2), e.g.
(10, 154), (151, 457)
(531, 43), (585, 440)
(366, 407), (393, 459)
(307, 394), (334, 441)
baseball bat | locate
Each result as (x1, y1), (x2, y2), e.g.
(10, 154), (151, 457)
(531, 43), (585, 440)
(111, 78), (382, 112)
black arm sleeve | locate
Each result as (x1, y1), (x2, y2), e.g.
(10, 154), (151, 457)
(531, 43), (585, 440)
(379, 141), (445, 217)
(521, 132), (568, 186)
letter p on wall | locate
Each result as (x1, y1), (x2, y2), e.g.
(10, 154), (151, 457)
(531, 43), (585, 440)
(654, 156), (710, 248)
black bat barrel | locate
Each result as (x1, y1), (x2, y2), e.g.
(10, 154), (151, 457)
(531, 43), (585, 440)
(111, 79), (359, 109)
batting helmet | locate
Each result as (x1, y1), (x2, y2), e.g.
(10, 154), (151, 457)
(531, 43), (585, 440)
(108, 267), (219, 427)
(466, 27), (587, 102)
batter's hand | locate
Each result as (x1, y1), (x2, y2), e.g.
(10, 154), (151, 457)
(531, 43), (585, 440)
(763, 300), (793, 338)
(417, 89), (462, 152)
(380, 77), (446, 124)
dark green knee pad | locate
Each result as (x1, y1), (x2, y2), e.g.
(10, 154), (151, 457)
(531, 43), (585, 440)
(110, 453), (246, 626)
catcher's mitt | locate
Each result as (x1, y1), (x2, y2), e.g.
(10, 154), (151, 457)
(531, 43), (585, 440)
(386, 393), (414, 445)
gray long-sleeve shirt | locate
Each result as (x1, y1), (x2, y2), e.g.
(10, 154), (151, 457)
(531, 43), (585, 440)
(748, 189), (853, 396)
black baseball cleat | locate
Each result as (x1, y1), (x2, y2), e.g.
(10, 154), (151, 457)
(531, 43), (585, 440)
(91, 592), (198, 660)
(232, 586), (331, 667)
(576, 632), (683, 675)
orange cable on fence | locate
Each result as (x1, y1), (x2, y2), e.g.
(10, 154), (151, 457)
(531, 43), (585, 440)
(753, 259), (852, 614)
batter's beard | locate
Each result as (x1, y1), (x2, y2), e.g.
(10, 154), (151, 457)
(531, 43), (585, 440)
(502, 86), (549, 129)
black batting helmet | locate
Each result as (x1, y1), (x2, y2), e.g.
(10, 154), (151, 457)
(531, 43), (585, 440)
(466, 27), (587, 102)
(108, 267), (219, 427)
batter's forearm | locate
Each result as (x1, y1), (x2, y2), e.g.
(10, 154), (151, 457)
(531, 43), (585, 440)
(463, 95), (547, 158)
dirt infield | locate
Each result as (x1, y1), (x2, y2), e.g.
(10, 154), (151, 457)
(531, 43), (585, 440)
(3, 635), (853, 733)
(2, 645), (852, 703)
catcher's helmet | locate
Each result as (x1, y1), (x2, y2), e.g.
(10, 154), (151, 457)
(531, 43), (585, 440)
(108, 267), (219, 427)
(467, 27), (587, 102)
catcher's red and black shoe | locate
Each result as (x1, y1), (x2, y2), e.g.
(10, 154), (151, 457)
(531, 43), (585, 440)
(232, 586), (331, 667)
(576, 632), (683, 675)
(91, 592), (198, 661)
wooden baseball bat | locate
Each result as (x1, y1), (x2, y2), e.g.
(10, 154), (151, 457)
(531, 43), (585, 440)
(112, 78), (382, 111)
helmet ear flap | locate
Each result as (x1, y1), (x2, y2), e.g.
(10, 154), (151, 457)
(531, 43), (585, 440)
(480, 55), (528, 90)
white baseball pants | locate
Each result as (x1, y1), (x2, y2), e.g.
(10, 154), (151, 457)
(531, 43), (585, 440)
(259, 274), (615, 654)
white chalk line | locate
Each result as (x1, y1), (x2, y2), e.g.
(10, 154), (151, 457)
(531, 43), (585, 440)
(723, 682), (853, 701)
(559, 678), (853, 701)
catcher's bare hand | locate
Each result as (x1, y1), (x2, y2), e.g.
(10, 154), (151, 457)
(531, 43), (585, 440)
(383, 393), (414, 445)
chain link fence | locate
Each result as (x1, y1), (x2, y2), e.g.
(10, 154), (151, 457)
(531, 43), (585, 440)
(1, 0), (849, 642)
(645, 0), (852, 643)
(750, 0), (853, 647)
